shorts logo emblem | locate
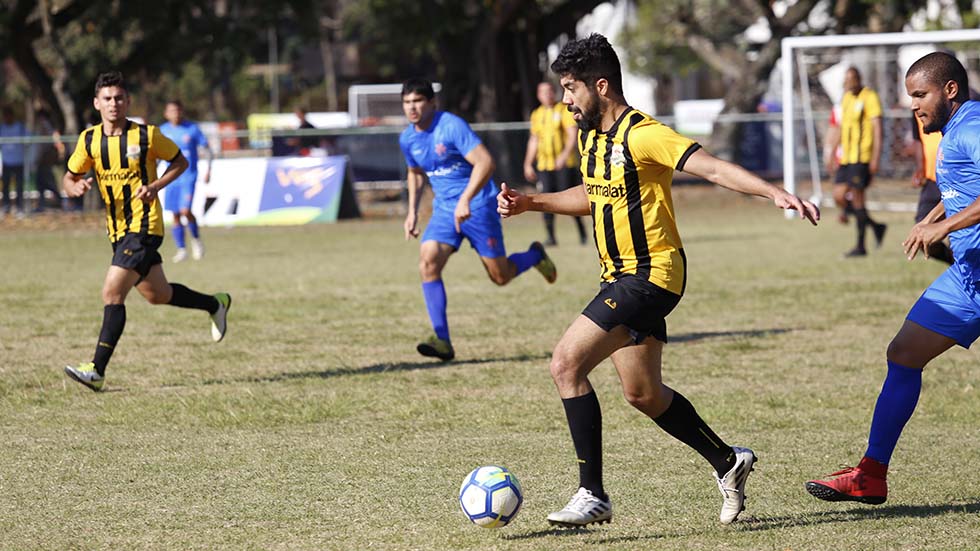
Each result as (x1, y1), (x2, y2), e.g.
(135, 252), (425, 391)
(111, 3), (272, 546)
(604, 298), (617, 309)
(122, 249), (133, 256)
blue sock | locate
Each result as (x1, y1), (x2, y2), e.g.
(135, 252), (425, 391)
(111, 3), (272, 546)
(422, 280), (449, 342)
(173, 224), (186, 249)
(187, 219), (200, 239)
(507, 245), (543, 275)
(865, 360), (922, 465)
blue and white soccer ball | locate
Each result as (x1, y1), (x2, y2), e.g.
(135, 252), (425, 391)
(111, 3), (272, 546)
(458, 465), (523, 528)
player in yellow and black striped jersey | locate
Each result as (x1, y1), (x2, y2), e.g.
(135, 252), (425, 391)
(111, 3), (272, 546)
(498, 34), (819, 528)
(61, 71), (232, 392)
(826, 67), (887, 257)
(523, 81), (587, 246)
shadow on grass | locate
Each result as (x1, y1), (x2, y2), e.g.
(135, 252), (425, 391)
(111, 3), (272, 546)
(194, 351), (553, 387)
(736, 500), (980, 531)
(502, 526), (671, 543)
(671, 328), (791, 344)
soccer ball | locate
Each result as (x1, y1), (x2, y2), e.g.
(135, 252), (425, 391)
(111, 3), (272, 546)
(458, 465), (523, 528)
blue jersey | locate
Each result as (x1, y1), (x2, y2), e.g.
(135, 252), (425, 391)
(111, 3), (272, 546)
(159, 120), (209, 170)
(936, 100), (980, 280)
(399, 111), (496, 211)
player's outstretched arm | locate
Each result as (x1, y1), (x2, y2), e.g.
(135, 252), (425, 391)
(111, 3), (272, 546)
(903, 197), (980, 261)
(682, 148), (820, 225)
(497, 182), (590, 218)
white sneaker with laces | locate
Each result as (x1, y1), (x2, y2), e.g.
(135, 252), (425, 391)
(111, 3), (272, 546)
(715, 446), (757, 524)
(191, 239), (205, 260)
(546, 487), (612, 527)
(173, 248), (188, 263)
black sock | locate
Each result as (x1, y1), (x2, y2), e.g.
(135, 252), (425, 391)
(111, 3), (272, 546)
(93, 304), (126, 376)
(854, 208), (870, 250)
(653, 389), (735, 476)
(168, 283), (219, 314)
(544, 214), (556, 242)
(562, 390), (606, 500)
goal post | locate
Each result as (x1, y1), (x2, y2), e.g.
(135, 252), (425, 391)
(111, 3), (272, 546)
(780, 29), (980, 217)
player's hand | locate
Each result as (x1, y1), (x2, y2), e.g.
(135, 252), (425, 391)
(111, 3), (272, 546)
(135, 185), (158, 203)
(523, 164), (537, 183)
(454, 200), (471, 233)
(903, 221), (948, 260)
(869, 159), (879, 175)
(773, 190), (820, 225)
(911, 168), (925, 188)
(404, 212), (419, 240)
(497, 182), (529, 218)
(824, 157), (839, 173)
(203, 170), (211, 184)
(65, 177), (93, 198)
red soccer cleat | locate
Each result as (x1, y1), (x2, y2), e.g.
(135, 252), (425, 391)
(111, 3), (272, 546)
(805, 457), (888, 505)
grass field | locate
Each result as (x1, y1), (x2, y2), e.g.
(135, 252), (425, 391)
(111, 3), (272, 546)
(2, 188), (979, 550)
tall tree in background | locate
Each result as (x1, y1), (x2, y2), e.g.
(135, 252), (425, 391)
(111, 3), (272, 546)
(343, 0), (605, 122)
(624, 0), (932, 158)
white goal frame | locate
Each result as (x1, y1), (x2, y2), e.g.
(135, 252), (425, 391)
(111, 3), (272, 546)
(780, 29), (980, 217)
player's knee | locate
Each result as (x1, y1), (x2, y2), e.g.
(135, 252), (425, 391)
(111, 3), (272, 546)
(886, 336), (917, 366)
(418, 258), (440, 279)
(144, 291), (169, 305)
(549, 351), (583, 387)
(487, 270), (511, 286)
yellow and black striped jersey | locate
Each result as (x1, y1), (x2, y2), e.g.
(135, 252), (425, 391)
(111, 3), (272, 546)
(579, 108), (700, 295)
(67, 121), (181, 243)
(530, 103), (577, 170)
(840, 87), (882, 164)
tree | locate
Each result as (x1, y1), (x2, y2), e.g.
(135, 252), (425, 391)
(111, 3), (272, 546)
(343, 0), (606, 122)
(624, 0), (931, 159)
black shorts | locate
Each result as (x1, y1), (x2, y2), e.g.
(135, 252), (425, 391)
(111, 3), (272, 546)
(582, 275), (682, 345)
(111, 233), (163, 281)
(835, 163), (872, 190)
(915, 179), (942, 223)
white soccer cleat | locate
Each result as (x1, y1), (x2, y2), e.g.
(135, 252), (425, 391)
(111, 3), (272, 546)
(715, 446), (757, 524)
(546, 487), (612, 528)
(191, 239), (205, 260)
(210, 293), (232, 342)
(173, 248), (188, 263)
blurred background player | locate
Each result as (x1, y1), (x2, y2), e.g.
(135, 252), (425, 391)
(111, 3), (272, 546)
(160, 99), (213, 262)
(62, 72), (230, 392)
(825, 67), (887, 257)
(400, 78), (556, 362)
(499, 33), (819, 528)
(523, 81), (587, 246)
(806, 51), (978, 506)
(32, 108), (65, 213)
(0, 105), (27, 219)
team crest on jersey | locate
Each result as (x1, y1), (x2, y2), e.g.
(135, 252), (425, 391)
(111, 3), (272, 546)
(435, 142), (447, 157)
(126, 144), (141, 159)
(611, 144), (626, 167)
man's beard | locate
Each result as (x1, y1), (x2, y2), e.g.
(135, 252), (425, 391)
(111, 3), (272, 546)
(571, 88), (603, 132)
(923, 101), (951, 134)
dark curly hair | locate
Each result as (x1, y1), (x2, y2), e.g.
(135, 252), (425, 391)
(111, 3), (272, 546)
(906, 52), (969, 103)
(401, 78), (435, 100)
(94, 71), (127, 96)
(550, 34), (623, 95)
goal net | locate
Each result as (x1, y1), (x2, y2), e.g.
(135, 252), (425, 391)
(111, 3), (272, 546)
(781, 29), (980, 215)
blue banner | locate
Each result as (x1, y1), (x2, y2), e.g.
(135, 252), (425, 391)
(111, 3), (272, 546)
(249, 156), (350, 225)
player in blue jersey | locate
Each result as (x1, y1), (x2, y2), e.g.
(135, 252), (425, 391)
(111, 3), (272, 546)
(399, 78), (556, 361)
(160, 100), (213, 263)
(807, 52), (980, 504)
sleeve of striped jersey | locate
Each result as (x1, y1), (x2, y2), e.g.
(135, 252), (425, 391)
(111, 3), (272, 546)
(865, 90), (883, 118)
(628, 122), (699, 170)
(66, 132), (93, 175)
(529, 108), (541, 137)
(150, 126), (181, 161)
(560, 107), (576, 131)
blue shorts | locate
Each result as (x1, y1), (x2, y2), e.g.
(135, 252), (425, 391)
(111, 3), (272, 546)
(422, 204), (506, 258)
(907, 266), (980, 348)
(164, 171), (198, 212)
